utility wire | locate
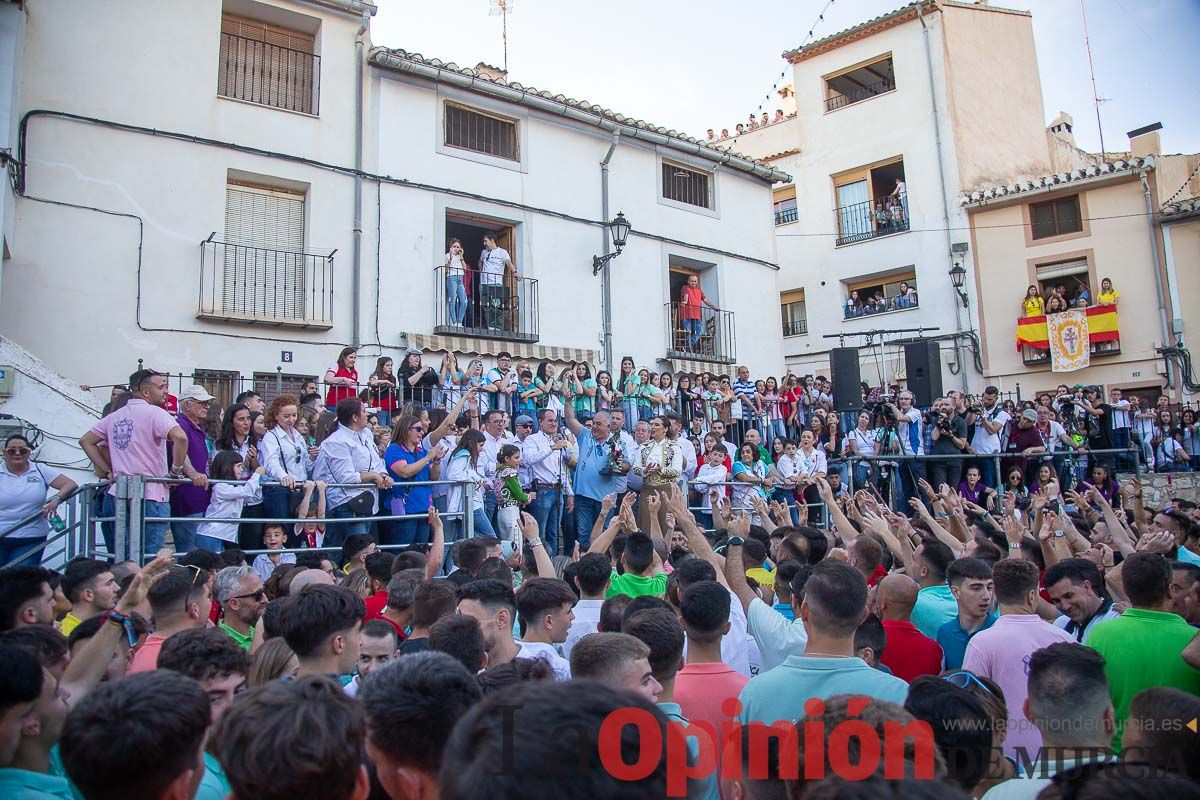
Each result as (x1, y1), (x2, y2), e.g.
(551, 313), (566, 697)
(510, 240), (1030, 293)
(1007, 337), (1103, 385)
(775, 210), (1158, 237)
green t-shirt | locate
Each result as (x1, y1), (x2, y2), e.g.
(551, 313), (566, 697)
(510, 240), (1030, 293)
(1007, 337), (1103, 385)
(574, 378), (598, 413)
(606, 571), (668, 599)
(1088, 608), (1200, 750)
(219, 621), (254, 651)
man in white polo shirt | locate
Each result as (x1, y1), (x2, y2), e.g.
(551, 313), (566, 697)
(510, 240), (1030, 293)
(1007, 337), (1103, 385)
(479, 232), (513, 330)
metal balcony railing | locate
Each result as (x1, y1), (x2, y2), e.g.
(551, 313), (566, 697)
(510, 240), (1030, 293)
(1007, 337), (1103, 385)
(835, 191), (909, 246)
(667, 303), (735, 364)
(783, 319), (808, 337)
(433, 265), (540, 343)
(218, 32), (320, 115)
(825, 78), (895, 112)
(774, 206), (798, 225)
(199, 235), (334, 328)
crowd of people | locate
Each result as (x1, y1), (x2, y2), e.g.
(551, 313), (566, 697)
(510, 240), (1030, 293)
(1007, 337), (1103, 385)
(706, 109), (790, 143)
(1021, 278), (1119, 317)
(1, 357), (1199, 796)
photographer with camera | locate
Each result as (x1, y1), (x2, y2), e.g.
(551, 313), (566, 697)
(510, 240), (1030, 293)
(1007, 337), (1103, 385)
(967, 386), (1010, 489)
(926, 397), (968, 494)
(1002, 408), (1048, 484)
(885, 390), (925, 512)
(1076, 386), (1115, 472)
(1035, 404), (1087, 488)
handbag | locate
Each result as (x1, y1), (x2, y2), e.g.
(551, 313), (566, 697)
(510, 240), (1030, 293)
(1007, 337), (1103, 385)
(347, 491), (375, 515)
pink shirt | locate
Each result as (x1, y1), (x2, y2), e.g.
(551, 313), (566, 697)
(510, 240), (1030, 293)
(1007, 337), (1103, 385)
(962, 614), (1073, 759)
(89, 399), (179, 502)
(126, 633), (166, 674)
(674, 662), (750, 734)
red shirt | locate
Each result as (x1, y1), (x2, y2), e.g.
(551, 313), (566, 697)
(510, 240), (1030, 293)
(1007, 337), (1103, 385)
(680, 286), (704, 320)
(161, 395), (178, 416)
(879, 619), (944, 682)
(363, 590), (388, 623)
(674, 663), (749, 733)
(325, 366), (359, 408)
(868, 564), (888, 588)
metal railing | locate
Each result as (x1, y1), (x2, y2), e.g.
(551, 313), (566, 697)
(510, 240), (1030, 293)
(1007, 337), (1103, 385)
(835, 191), (909, 245)
(199, 235), (335, 328)
(825, 77), (896, 112)
(218, 32), (320, 115)
(433, 265), (540, 344)
(783, 319), (808, 337)
(844, 292), (919, 319)
(666, 302), (736, 364)
(774, 205), (798, 225)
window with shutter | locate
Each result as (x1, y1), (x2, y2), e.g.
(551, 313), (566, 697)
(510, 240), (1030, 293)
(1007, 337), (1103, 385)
(223, 184), (307, 320)
(662, 162), (712, 209)
(444, 102), (520, 161)
(218, 14), (319, 114)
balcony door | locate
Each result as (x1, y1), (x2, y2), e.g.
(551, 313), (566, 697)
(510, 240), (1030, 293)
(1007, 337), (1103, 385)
(836, 179), (871, 241)
(223, 184), (306, 320)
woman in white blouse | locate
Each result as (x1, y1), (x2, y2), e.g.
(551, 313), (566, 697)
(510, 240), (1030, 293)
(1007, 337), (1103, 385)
(445, 429), (497, 540)
(633, 415), (682, 534)
(844, 410), (876, 491)
(260, 394), (315, 526)
(794, 430), (828, 521)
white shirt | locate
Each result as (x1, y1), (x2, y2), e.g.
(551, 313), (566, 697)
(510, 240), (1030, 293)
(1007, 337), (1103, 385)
(746, 597), (808, 673)
(480, 246), (510, 285)
(897, 407), (924, 456)
(313, 424), (387, 512)
(971, 405), (1011, 455)
(636, 438), (683, 483)
(562, 599), (603, 659)
(1037, 420), (1069, 452)
(520, 431), (572, 494)
(0, 463), (62, 540)
(610, 430), (639, 494)
(516, 640), (572, 681)
(1109, 399), (1131, 429)
(446, 451), (487, 517)
(794, 447), (827, 479)
(846, 428), (876, 457)
(481, 429), (514, 486)
(261, 426), (312, 482)
(198, 477), (264, 543)
(675, 436), (697, 483)
(1051, 602), (1121, 644)
(694, 464), (728, 511)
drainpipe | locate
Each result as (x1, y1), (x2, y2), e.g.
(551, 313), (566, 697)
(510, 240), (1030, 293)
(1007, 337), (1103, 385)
(351, 10), (369, 348)
(599, 130), (620, 375)
(1140, 171), (1174, 387)
(1161, 224), (1185, 347)
(917, 5), (967, 392)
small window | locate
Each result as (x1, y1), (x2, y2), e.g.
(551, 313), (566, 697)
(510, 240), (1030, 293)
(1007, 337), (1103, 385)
(844, 270), (917, 318)
(774, 186), (797, 225)
(218, 14), (319, 114)
(780, 289), (807, 336)
(1030, 196), (1082, 240)
(253, 372), (318, 405)
(662, 161), (712, 209)
(444, 102), (519, 161)
(1035, 259), (1090, 306)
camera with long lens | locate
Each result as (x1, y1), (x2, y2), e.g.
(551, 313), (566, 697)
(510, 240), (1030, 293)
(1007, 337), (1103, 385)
(925, 409), (953, 434)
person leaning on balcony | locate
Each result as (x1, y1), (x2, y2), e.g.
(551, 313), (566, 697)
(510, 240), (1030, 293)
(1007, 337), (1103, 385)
(844, 290), (862, 319)
(1045, 293), (1068, 314)
(679, 274), (719, 350)
(896, 282), (917, 309)
(1021, 285), (1045, 317)
(0, 433), (78, 567)
(324, 347), (359, 412)
(445, 238), (469, 326)
(1097, 277), (1119, 306)
(479, 232), (514, 331)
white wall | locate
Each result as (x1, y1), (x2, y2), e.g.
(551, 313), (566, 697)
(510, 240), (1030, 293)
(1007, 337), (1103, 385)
(0, 2), (25, 302)
(735, 13), (981, 391)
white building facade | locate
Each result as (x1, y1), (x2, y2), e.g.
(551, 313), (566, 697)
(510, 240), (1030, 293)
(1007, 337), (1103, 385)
(731, 2), (1057, 395)
(0, 0), (787, 418)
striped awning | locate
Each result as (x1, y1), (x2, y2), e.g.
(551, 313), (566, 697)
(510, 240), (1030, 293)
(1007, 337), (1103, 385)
(406, 333), (596, 365)
(663, 356), (737, 374)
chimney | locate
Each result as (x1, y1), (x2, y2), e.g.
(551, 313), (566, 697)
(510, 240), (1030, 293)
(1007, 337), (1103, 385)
(1127, 122), (1162, 159)
(1048, 111), (1075, 146)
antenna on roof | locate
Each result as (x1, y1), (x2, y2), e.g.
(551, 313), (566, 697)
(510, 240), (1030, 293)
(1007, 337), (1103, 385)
(488, 0), (514, 76)
(1079, 0), (1106, 161)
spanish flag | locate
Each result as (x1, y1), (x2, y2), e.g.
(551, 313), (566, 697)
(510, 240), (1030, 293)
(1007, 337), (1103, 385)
(1016, 305), (1119, 351)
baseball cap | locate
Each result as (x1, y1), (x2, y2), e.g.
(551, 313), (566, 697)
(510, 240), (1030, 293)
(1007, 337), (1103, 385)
(178, 385), (215, 403)
(1021, 408), (1038, 422)
(514, 415), (534, 426)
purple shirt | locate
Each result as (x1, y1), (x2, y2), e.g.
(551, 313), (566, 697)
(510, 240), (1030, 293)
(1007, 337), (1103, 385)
(962, 614), (1073, 759)
(89, 399), (180, 503)
(168, 414), (212, 516)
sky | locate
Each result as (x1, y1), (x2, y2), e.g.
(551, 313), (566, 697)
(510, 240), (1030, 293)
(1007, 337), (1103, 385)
(371, 0), (1200, 163)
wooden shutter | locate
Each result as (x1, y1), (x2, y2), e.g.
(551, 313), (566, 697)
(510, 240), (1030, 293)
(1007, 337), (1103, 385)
(224, 184), (306, 319)
(218, 15), (316, 113)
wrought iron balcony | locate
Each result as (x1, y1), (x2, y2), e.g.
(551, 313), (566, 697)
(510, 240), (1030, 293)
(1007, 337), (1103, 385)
(782, 319), (808, 337)
(198, 235), (334, 328)
(433, 265), (540, 343)
(774, 206), (798, 225)
(835, 192), (909, 246)
(667, 303), (735, 364)
(825, 78), (895, 112)
(218, 32), (320, 115)
(1021, 339), (1121, 366)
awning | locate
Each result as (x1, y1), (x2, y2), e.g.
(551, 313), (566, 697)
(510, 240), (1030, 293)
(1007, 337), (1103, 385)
(406, 333), (596, 365)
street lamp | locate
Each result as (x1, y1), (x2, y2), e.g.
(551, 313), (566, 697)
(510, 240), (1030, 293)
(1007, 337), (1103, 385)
(949, 260), (969, 308)
(592, 212), (631, 275)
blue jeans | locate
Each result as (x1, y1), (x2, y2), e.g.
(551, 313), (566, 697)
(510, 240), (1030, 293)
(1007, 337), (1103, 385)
(1111, 428), (1132, 471)
(484, 492), (498, 532)
(262, 485), (294, 525)
(395, 518), (432, 547)
(101, 494), (170, 561)
(974, 456), (1000, 491)
(447, 274), (468, 325)
(574, 496), (603, 550)
(683, 317), (702, 347)
(0, 538), (46, 568)
(376, 410), (392, 429)
(194, 533), (228, 552)
(622, 399), (638, 433)
(171, 512), (203, 553)
(326, 501), (372, 546)
(530, 488), (563, 556)
(897, 460), (927, 515)
(453, 508), (497, 540)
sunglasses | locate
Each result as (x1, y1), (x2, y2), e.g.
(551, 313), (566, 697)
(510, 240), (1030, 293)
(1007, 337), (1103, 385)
(4, 447), (31, 455)
(230, 588), (266, 602)
(942, 670), (995, 696)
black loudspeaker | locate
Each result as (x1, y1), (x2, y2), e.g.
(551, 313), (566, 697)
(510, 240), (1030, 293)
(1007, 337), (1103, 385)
(829, 348), (862, 412)
(903, 340), (943, 408)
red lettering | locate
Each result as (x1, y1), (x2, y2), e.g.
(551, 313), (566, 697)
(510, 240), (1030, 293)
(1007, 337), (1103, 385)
(747, 721), (800, 781)
(828, 720), (881, 781)
(664, 720), (718, 798)
(598, 707), (661, 782)
(883, 719), (938, 780)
